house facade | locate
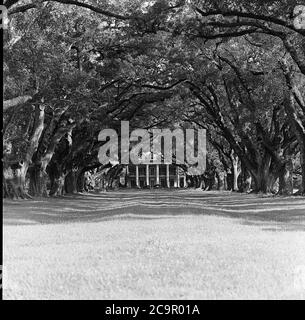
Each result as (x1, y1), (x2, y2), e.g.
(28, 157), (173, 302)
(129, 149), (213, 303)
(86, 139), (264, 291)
(126, 164), (187, 188)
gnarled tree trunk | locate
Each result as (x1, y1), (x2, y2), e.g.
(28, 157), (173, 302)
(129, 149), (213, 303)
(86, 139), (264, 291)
(216, 170), (227, 191)
(281, 59), (305, 195)
(49, 172), (66, 197)
(28, 165), (48, 197)
(278, 158), (294, 195)
(29, 119), (76, 197)
(65, 170), (77, 194)
(3, 161), (30, 199)
(3, 104), (45, 199)
(241, 168), (252, 193)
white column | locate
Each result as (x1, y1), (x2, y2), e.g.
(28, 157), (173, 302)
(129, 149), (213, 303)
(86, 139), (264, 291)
(146, 164), (149, 187)
(156, 164), (160, 185)
(166, 164), (170, 188)
(176, 166), (180, 188)
(126, 165), (131, 188)
(136, 165), (139, 188)
(174, 166), (178, 187)
(183, 174), (187, 188)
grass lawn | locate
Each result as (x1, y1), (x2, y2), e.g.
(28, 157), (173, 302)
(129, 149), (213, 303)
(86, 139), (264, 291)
(3, 190), (305, 300)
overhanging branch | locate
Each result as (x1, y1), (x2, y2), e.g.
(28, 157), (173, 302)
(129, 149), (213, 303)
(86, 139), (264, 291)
(195, 6), (305, 36)
(8, 0), (132, 19)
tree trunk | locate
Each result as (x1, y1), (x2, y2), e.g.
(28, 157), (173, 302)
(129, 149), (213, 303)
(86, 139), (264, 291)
(253, 172), (271, 193)
(278, 158), (294, 195)
(3, 161), (30, 199)
(31, 120), (76, 197)
(241, 168), (252, 193)
(28, 165), (49, 197)
(3, 104), (45, 199)
(251, 153), (278, 193)
(232, 156), (240, 191)
(299, 145), (305, 195)
(49, 173), (66, 197)
(281, 59), (305, 194)
(65, 171), (77, 194)
(216, 171), (226, 191)
(76, 170), (85, 192)
(253, 172), (278, 193)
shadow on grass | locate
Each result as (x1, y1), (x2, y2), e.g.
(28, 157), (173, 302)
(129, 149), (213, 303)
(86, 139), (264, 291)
(3, 190), (305, 231)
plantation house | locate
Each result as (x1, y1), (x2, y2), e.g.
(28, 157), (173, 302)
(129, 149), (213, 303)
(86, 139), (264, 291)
(126, 164), (187, 188)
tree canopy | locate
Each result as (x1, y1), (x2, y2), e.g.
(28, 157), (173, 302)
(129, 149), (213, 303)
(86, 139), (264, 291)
(3, 0), (305, 197)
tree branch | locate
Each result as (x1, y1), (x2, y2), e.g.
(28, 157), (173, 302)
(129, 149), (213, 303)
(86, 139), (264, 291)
(141, 78), (187, 90)
(8, 0), (131, 20)
(3, 95), (33, 110)
(195, 6), (305, 36)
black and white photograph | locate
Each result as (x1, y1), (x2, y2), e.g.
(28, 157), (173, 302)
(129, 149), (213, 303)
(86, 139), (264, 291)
(2, 0), (305, 302)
